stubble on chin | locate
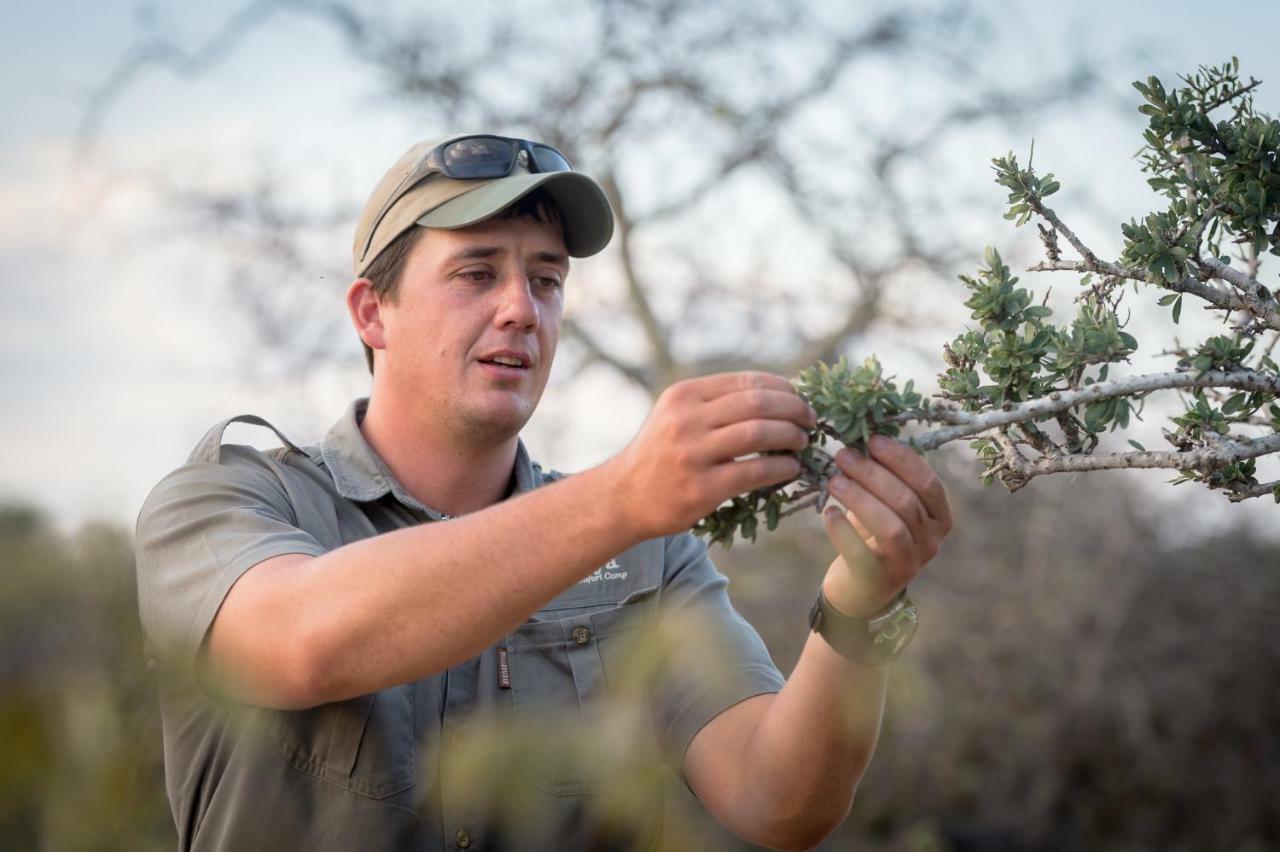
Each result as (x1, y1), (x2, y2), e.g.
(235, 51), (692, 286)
(448, 395), (539, 448)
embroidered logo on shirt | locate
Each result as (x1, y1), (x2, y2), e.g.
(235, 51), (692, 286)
(578, 557), (628, 584)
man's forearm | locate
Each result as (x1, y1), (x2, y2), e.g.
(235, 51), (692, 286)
(239, 461), (640, 705)
(742, 628), (888, 839)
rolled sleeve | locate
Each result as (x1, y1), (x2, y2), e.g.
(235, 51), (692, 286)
(134, 444), (327, 682)
(655, 533), (786, 781)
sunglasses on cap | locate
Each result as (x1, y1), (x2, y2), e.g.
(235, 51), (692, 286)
(360, 135), (573, 264)
(425, 135), (572, 179)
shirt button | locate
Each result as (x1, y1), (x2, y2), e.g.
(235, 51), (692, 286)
(455, 828), (472, 848)
(571, 626), (592, 645)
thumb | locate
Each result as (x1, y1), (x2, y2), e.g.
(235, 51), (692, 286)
(823, 505), (880, 582)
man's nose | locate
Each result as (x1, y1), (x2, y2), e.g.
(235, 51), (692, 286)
(494, 273), (540, 330)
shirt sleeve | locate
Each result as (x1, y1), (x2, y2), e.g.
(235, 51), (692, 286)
(654, 532), (786, 782)
(134, 444), (328, 683)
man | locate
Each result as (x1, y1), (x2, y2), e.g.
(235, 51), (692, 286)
(135, 134), (951, 851)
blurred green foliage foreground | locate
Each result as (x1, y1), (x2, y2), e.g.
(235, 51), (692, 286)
(0, 504), (170, 851)
(2, 462), (1278, 851)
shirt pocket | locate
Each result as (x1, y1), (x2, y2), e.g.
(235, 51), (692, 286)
(267, 682), (416, 800)
(507, 586), (659, 796)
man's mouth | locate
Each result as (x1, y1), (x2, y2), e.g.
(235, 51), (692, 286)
(477, 351), (532, 370)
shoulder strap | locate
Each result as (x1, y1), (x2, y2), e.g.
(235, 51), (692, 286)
(188, 414), (305, 465)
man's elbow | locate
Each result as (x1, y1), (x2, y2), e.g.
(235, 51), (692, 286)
(279, 616), (360, 708)
(742, 789), (857, 851)
(201, 615), (341, 710)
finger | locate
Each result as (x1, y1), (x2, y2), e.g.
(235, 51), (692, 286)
(821, 505), (880, 583)
(834, 448), (931, 543)
(702, 420), (810, 462)
(827, 475), (916, 567)
(706, 453), (801, 498)
(703, 387), (816, 430)
(866, 435), (952, 530)
(685, 371), (797, 402)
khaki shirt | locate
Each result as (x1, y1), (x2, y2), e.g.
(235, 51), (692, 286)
(135, 399), (785, 851)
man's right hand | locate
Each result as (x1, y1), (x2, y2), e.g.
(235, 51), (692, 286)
(608, 372), (816, 541)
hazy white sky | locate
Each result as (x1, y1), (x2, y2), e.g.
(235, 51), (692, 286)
(2, 0), (1278, 533)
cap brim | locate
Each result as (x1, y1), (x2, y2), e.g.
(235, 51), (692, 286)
(417, 171), (613, 258)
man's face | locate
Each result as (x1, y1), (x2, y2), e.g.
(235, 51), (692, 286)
(375, 214), (569, 446)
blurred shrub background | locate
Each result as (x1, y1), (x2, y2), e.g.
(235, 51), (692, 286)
(4, 456), (1276, 850)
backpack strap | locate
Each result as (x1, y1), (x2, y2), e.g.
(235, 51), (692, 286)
(188, 414), (305, 465)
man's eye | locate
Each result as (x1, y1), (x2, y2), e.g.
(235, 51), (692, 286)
(533, 275), (563, 290)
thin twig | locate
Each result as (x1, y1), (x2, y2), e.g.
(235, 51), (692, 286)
(1225, 479), (1280, 502)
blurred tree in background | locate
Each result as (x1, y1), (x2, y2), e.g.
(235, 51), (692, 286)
(85, 0), (1106, 391)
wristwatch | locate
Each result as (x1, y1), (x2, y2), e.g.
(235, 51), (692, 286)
(808, 587), (918, 667)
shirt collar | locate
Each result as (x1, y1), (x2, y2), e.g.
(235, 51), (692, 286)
(309, 398), (540, 518)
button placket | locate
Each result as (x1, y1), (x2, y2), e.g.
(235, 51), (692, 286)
(439, 661), (485, 852)
(563, 620), (606, 706)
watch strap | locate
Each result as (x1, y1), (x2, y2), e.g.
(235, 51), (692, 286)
(808, 587), (916, 667)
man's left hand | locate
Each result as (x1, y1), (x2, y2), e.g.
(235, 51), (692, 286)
(820, 434), (952, 617)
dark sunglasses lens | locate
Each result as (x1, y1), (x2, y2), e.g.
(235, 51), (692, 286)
(530, 144), (571, 173)
(442, 136), (518, 178)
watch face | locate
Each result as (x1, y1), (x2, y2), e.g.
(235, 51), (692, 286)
(871, 606), (919, 661)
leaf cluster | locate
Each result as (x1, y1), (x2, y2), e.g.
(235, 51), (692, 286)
(692, 488), (789, 549)
(941, 249), (1137, 433)
(1132, 59), (1280, 262)
(693, 357), (921, 548)
(992, 153), (1060, 226)
(795, 356), (922, 449)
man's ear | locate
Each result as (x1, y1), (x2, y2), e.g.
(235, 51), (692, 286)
(347, 278), (387, 351)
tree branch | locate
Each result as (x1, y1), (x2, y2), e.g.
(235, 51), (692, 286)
(911, 368), (1280, 450)
(985, 431), (1280, 492)
(1194, 256), (1277, 304)
(595, 170), (676, 385)
(1027, 259), (1279, 327)
(1225, 478), (1280, 502)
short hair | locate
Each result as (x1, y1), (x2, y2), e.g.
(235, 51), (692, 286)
(358, 188), (565, 374)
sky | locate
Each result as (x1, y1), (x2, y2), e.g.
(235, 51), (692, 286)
(1, 0), (1278, 534)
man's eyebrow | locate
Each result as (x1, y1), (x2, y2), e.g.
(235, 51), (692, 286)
(447, 246), (503, 263)
(532, 250), (570, 267)
(444, 247), (569, 267)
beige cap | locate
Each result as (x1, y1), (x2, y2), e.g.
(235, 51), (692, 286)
(352, 135), (614, 277)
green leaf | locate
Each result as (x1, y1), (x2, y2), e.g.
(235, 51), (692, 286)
(1222, 393), (1247, 414)
(1172, 295), (1183, 324)
(1128, 439), (1147, 451)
